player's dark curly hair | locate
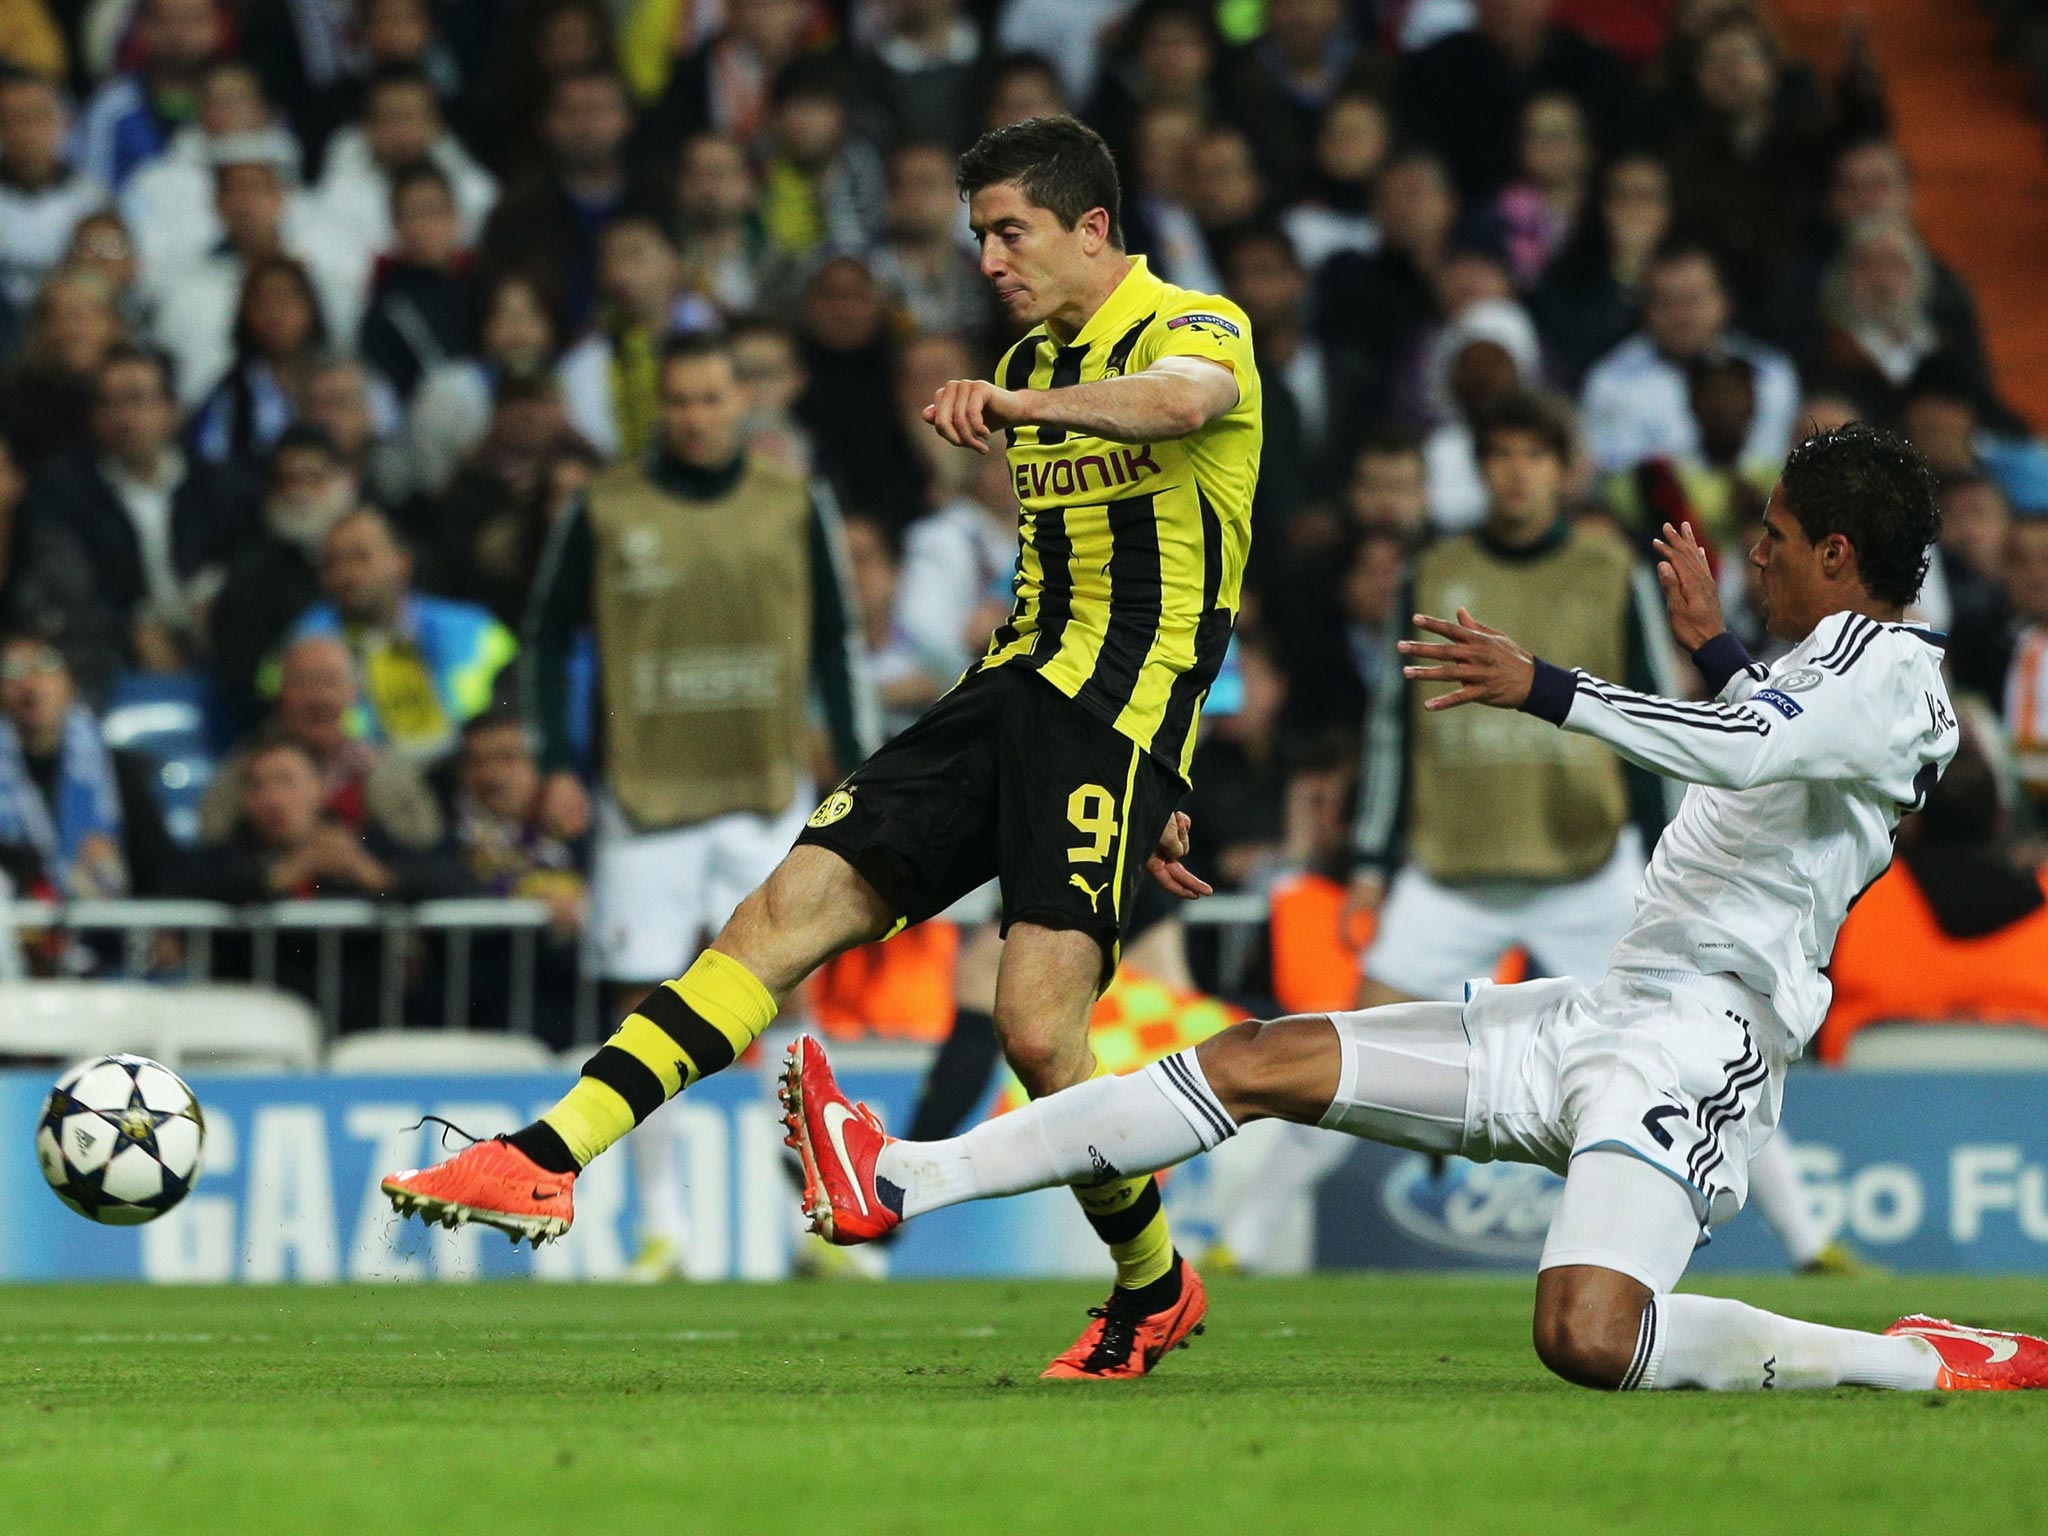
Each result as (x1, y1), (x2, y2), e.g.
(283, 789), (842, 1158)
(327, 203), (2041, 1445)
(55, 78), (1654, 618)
(1779, 422), (1940, 607)
(956, 115), (1124, 249)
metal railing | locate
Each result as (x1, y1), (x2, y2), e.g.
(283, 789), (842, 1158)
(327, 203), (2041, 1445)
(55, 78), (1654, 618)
(0, 897), (596, 1041)
(0, 889), (1282, 1043)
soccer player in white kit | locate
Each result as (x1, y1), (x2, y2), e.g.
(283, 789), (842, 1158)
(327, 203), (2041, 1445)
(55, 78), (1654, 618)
(784, 423), (2048, 1391)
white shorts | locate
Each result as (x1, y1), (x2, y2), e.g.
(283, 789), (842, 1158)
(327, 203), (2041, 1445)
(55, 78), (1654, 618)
(587, 788), (810, 982)
(1365, 829), (1643, 999)
(1322, 968), (1790, 1233)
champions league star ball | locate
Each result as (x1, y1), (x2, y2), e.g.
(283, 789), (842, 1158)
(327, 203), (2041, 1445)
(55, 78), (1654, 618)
(36, 1055), (205, 1224)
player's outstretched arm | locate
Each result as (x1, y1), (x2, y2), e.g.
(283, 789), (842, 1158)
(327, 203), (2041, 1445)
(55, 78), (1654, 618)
(922, 358), (1238, 453)
(1398, 606), (1891, 791)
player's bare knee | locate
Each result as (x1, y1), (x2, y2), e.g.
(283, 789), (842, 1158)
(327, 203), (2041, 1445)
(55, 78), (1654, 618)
(1197, 1016), (1338, 1125)
(1532, 1270), (1648, 1390)
(998, 1026), (1086, 1099)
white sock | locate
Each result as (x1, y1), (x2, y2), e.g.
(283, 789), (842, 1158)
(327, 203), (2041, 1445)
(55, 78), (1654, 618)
(875, 1049), (1237, 1221)
(1746, 1135), (1830, 1268)
(1628, 1293), (1939, 1391)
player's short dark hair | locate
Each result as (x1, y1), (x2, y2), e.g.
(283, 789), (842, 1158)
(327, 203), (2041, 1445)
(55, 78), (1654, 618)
(956, 115), (1123, 249)
(1473, 390), (1576, 463)
(1779, 422), (1939, 607)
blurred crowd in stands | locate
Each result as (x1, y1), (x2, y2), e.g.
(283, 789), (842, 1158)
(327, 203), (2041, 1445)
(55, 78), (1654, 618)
(3, 0), (2048, 1050)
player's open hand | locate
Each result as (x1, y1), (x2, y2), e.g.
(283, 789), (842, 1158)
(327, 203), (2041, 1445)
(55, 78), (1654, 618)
(1146, 810), (1213, 900)
(1398, 608), (1536, 712)
(1651, 520), (1727, 652)
(923, 378), (1029, 455)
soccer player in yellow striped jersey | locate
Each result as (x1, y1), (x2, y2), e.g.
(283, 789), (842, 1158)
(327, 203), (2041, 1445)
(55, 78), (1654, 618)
(383, 115), (1244, 1380)
(956, 242), (1261, 780)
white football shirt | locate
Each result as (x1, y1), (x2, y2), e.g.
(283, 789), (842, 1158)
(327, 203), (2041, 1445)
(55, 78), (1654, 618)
(1530, 609), (1958, 1049)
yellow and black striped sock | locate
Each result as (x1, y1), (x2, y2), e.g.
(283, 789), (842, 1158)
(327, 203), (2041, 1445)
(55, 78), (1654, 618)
(510, 950), (777, 1172)
(1067, 1063), (1177, 1294)
(1074, 1173), (1177, 1294)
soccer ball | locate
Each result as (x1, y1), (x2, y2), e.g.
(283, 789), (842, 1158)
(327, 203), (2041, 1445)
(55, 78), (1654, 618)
(36, 1054), (205, 1225)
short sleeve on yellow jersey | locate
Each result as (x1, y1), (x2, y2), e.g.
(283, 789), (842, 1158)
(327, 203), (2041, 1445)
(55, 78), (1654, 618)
(1142, 300), (1256, 382)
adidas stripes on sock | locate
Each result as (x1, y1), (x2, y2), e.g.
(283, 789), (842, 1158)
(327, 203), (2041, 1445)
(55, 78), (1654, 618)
(1624, 1293), (1940, 1391)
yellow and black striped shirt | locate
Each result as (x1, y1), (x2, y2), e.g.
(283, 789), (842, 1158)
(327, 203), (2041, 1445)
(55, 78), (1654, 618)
(976, 256), (1261, 782)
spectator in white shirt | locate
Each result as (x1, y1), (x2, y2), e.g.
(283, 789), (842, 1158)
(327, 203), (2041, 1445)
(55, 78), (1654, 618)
(1578, 241), (1798, 475)
(145, 128), (368, 409)
(120, 58), (272, 293)
(1281, 88), (1389, 272)
(73, 0), (224, 192)
(1420, 290), (1546, 534)
(995, 0), (1141, 106)
(0, 70), (107, 312)
(311, 65), (497, 257)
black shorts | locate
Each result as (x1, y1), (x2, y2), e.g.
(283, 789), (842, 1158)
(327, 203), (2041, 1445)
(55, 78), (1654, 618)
(795, 666), (1184, 963)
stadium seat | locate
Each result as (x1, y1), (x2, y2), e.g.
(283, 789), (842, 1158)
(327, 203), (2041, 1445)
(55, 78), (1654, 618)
(1841, 1022), (2048, 1071)
(329, 1029), (564, 1074)
(0, 981), (321, 1071)
(101, 671), (228, 847)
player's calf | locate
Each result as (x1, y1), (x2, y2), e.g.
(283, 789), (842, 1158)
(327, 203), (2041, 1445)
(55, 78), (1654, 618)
(718, 845), (895, 995)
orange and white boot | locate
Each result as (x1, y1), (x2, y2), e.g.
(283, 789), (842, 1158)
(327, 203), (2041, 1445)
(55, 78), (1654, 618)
(1042, 1260), (1208, 1380)
(1886, 1315), (2048, 1390)
(382, 1138), (575, 1246)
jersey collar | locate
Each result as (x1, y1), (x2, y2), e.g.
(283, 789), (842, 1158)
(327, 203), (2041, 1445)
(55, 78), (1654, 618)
(1059, 255), (1166, 352)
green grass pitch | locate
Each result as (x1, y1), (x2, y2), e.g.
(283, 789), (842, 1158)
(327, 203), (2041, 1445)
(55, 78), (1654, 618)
(2, 1275), (2043, 1534)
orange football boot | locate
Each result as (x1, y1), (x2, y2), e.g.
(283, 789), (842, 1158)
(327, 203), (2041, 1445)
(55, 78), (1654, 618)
(382, 1138), (575, 1246)
(1042, 1261), (1208, 1380)
(1886, 1315), (2048, 1390)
